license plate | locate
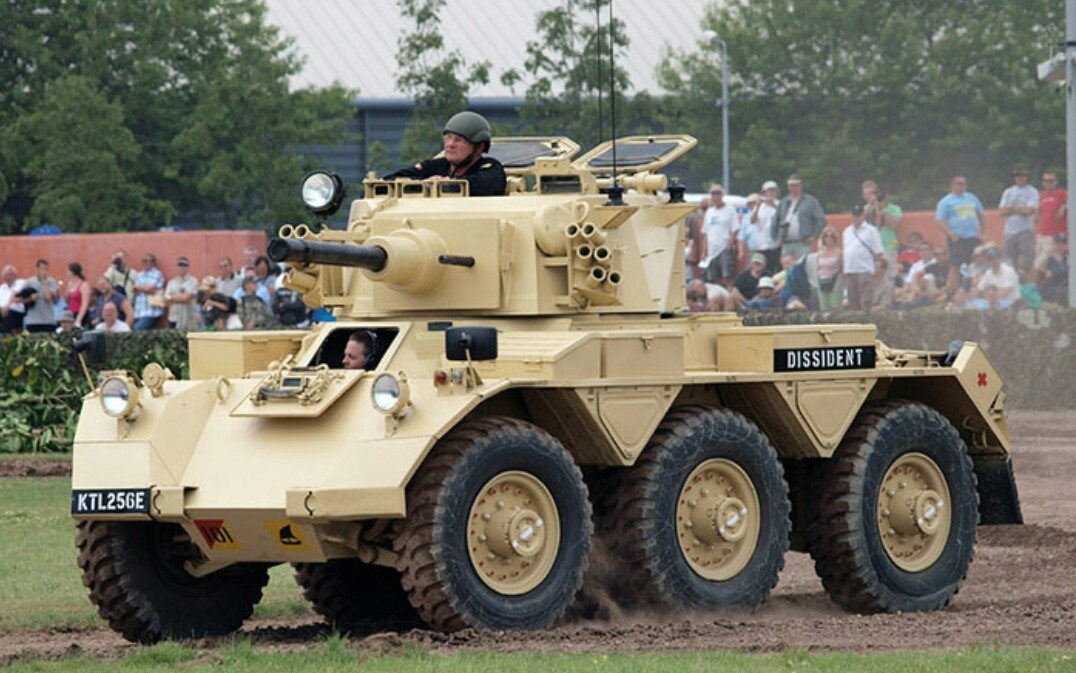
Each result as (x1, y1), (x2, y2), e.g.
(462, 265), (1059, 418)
(71, 489), (151, 515)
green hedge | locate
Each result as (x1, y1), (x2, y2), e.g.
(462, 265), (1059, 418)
(0, 330), (190, 453)
(1, 310), (1072, 453)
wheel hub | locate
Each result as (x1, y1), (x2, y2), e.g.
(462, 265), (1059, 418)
(467, 471), (560, 595)
(677, 459), (760, 581)
(877, 453), (952, 572)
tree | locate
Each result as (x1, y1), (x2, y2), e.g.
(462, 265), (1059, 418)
(0, 0), (355, 233)
(504, 0), (649, 152)
(394, 0), (490, 165)
(656, 0), (1065, 208)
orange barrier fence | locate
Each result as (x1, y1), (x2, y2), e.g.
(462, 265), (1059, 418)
(0, 230), (268, 281)
(825, 209), (1005, 249)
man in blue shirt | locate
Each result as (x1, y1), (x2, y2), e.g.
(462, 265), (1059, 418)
(935, 174), (984, 290)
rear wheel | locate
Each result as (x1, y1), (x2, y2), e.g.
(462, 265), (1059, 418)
(602, 405), (790, 612)
(293, 560), (418, 634)
(75, 521), (269, 643)
(810, 400), (979, 613)
(395, 417), (592, 631)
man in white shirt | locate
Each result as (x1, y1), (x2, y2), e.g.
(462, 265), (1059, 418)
(95, 301), (132, 333)
(0, 265), (27, 334)
(700, 184), (739, 287)
(973, 245), (1021, 309)
(842, 204), (885, 310)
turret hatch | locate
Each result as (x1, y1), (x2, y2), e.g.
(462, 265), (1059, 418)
(573, 135), (697, 175)
(488, 137), (581, 175)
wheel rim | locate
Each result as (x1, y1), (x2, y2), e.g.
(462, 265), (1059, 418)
(876, 452), (952, 572)
(675, 458), (761, 581)
(466, 470), (560, 595)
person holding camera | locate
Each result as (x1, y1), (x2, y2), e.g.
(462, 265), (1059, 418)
(772, 174), (826, 262)
(862, 180), (902, 282)
(102, 249), (135, 298)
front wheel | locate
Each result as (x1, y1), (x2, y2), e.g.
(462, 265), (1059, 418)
(810, 400), (979, 613)
(75, 521), (269, 643)
(394, 417), (592, 631)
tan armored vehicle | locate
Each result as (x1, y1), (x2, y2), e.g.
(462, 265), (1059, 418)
(71, 135), (1021, 643)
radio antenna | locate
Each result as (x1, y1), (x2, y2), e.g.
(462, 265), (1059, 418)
(595, 1), (603, 145)
(605, 0), (624, 206)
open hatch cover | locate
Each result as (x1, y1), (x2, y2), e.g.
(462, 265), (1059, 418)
(487, 136), (580, 175)
(573, 134), (697, 174)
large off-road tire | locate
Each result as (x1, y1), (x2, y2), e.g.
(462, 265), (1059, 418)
(75, 520), (269, 643)
(394, 417), (592, 631)
(293, 560), (419, 633)
(602, 405), (790, 612)
(810, 400), (979, 613)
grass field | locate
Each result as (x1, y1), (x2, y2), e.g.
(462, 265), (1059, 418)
(3, 475), (1074, 671)
(4, 638), (1075, 673)
(0, 476), (310, 633)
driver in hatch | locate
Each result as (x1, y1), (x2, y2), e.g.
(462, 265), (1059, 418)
(382, 111), (507, 197)
(342, 331), (375, 371)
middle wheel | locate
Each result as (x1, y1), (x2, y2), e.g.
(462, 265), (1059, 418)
(604, 405), (790, 612)
(395, 417), (592, 631)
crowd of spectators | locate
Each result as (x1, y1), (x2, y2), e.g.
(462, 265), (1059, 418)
(0, 244), (313, 336)
(685, 166), (1070, 314)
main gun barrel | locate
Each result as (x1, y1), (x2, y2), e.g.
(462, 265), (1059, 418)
(267, 237), (387, 272)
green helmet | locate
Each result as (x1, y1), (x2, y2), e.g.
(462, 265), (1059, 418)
(443, 111), (492, 148)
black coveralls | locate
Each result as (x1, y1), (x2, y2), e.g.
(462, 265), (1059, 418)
(384, 156), (507, 197)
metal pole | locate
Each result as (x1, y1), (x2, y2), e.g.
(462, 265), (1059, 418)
(721, 39), (730, 193)
(1067, 0), (1076, 306)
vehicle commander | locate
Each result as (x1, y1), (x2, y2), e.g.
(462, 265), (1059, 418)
(342, 331), (374, 371)
(383, 111), (506, 197)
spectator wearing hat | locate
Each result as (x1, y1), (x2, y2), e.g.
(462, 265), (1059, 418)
(999, 164), (1039, 278)
(741, 186), (781, 274)
(699, 184), (739, 287)
(165, 256), (199, 331)
(936, 174), (984, 291)
(729, 252), (769, 310)
(56, 310), (76, 334)
(772, 174), (826, 262)
(842, 204), (885, 311)
(132, 253), (165, 331)
(1038, 234), (1069, 305)
(745, 276), (779, 311)
(237, 276), (273, 329)
(967, 244), (1020, 310)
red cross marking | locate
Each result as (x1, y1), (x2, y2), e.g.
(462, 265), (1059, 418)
(977, 372), (988, 387)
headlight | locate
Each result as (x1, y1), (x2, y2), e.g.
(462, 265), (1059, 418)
(371, 373), (410, 415)
(99, 376), (139, 418)
(300, 171), (345, 216)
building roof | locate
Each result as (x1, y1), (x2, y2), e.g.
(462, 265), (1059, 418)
(262, 0), (710, 100)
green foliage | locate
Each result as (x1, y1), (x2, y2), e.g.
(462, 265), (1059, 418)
(394, 0), (490, 164)
(505, 0), (658, 150)
(0, 331), (191, 453)
(0, 334), (87, 453)
(656, 0), (1065, 205)
(0, 0), (355, 234)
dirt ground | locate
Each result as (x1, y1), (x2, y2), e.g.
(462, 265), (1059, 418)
(2, 409), (1074, 664)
